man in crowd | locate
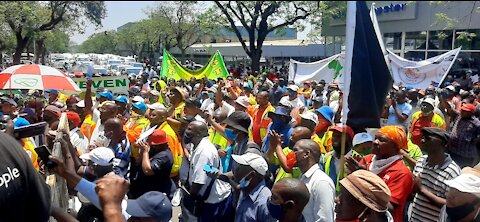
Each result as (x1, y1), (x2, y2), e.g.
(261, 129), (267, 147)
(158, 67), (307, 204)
(409, 98), (446, 146)
(261, 106), (294, 153)
(280, 85), (303, 110)
(103, 118), (131, 178)
(410, 127), (461, 222)
(352, 132), (373, 157)
(383, 90), (412, 130)
(267, 178), (310, 222)
(66, 111), (88, 155)
(251, 91), (274, 146)
(232, 152), (276, 222)
(125, 101), (150, 161)
(293, 139), (335, 221)
(447, 103), (480, 167)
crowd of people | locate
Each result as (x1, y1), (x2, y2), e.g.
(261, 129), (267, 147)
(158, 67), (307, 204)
(1, 68), (480, 222)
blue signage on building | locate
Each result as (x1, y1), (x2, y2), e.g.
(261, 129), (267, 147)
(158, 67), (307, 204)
(375, 3), (407, 15)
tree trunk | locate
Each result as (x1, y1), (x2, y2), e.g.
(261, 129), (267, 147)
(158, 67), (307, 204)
(250, 49), (262, 74)
(180, 48), (186, 65)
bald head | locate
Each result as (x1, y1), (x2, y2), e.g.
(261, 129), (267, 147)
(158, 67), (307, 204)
(296, 139), (321, 163)
(274, 178), (310, 210)
(213, 109), (228, 123)
(187, 121), (209, 139)
(149, 108), (168, 124)
(104, 118), (125, 143)
(291, 126), (313, 144)
(257, 91), (270, 106)
(104, 118), (123, 129)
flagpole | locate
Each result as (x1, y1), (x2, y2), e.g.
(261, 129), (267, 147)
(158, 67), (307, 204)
(339, 1), (356, 181)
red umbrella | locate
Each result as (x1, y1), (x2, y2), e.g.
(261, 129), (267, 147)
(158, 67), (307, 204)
(0, 64), (81, 91)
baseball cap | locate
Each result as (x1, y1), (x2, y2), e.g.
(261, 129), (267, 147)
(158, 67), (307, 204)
(128, 87), (141, 95)
(299, 111), (319, 125)
(287, 85), (299, 92)
(114, 96), (128, 104)
(126, 191), (172, 222)
(79, 147), (114, 166)
(147, 102), (165, 110)
(76, 100), (86, 108)
(132, 96), (145, 103)
(421, 98), (435, 108)
(446, 85), (456, 92)
(444, 173), (480, 196)
(185, 98), (202, 109)
(147, 129), (168, 145)
(231, 152), (268, 176)
(14, 117), (30, 129)
(421, 127), (450, 143)
(315, 106), (334, 123)
(312, 96), (324, 103)
(268, 106), (291, 118)
(235, 96), (250, 108)
(98, 91), (114, 101)
(45, 105), (61, 117)
(45, 89), (59, 94)
(331, 125), (354, 141)
(149, 90), (160, 97)
(132, 101), (147, 114)
(340, 170), (391, 212)
(460, 103), (476, 113)
(353, 133), (373, 147)
(222, 111), (251, 134)
(66, 111), (82, 127)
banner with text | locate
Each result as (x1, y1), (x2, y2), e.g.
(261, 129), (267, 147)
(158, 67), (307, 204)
(288, 53), (345, 85)
(72, 76), (129, 94)
(161, 49), (229, 80)
(388, 48), (461, 89)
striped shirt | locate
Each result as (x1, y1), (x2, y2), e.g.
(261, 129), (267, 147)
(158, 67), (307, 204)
(410, 154), (461, 222)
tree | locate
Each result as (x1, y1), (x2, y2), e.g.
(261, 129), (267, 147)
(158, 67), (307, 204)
(0, 1), (106, 64)
(116, 20), (152, 57)
(211, 1), (325, 72)
(79, 31), (118, 54)
(147, 1), (209, 62)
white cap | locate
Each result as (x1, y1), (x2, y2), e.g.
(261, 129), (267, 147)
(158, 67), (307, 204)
(444, 173), (480, 196)
(235, 96), (250, 108)
(2, 98), (17, 107)
(353, 133), (373, 147)
(299, 111), (319, 125)
(147, 102), (165, 110)
(149, 90), (160, 96)
(287, 85), (299, 92)
(132, 96), (145, 103)
(79, 147), (115, 166)
(231, 153), (268, 176)
(76, 100), (85, 108)
(446, 85), (455, 91)
(422, 98), (435, 107)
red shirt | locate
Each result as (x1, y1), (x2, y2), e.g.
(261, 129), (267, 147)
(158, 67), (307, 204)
(252, 107), (266, 144)
(361, 155), (413, 222)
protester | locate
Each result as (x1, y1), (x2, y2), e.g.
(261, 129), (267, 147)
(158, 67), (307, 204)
(231, 152), (276, 222)
(383, 90), (412, 130)
(336, 170), (393, 222)
(352, 132), (373, 157)
(293, 139), (335, 222)
(346, 125), (414, 222)
(410, 127), (461, 222)
(267, 178), (310, 222)
(409, 98), (446, 146)
(66, 111), (89, 155)
(447, 103), (480, 167)
(261, 106), (294, 153)
(103, 118), (131, 178)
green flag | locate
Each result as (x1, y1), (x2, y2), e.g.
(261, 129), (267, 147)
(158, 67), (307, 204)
(160, 49), (229, 80)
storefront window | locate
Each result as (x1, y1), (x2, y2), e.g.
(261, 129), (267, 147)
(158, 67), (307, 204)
(454, 29), (480, 50)
(448, 52), (480, 78)
(428, 30), (453, 50)
(405, 31), (427, 50)
(334, 36), (344, 54)
(405, 51), (426, 61)
(383, 32), (402, 50)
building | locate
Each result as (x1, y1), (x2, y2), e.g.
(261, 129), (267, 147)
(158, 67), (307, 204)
(322, 1), (480, 75)
(199, 26), (297, 43)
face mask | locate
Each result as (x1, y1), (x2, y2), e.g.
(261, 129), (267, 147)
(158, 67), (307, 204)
(224, 128), (238, 140)
(239, 174), (251, 190)
(43, 115), (53, 123)
(149, 98), (156, 103)
(267, 198), (285, 220)
(316, 119), (331, 134)
(288, 91), (296, 97)
(286, 152), (297, 169)
(130, 111), (142, 119)
(446, 203), (478, 221)
(422, 110), (433, 116)
(271, 119), (285, 130)
(184, 132), (192, 145)
(207, 93), (214, 99)
(356, 149), (371, 156)
(95, 134), (111, 147)
(335, 207), (368, 222)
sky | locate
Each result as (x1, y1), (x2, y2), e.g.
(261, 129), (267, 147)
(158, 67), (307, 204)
(70, 1), (310, 45)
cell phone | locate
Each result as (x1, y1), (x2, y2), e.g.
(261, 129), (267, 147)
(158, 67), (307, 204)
(13, 122), (47, 139)
(34, 145), (58, 169)
(203, 164), (219, 173)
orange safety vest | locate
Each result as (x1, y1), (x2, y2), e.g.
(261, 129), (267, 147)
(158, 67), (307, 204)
(250, 104), (275, 143)
(80, 114), (96, 141)
(125, 117), (150, 160)
(158, 122), (183, 177)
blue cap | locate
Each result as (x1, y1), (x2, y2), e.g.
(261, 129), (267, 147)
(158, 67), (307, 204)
(45, 89), (59, 94)
(126, 191), (172, 222)
(114, 95), (128, 104)
(315, 106), (334, 123)
(14, 117), (30, 129)
(98, 91), (114, 101)
(268, 106), (291, 118)
(132, 101), (147, 114)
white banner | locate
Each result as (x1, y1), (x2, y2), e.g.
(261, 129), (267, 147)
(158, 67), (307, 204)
(388, 48), (461, 89)
(289, 53), (345, 85)
(72, 75), (129, 94)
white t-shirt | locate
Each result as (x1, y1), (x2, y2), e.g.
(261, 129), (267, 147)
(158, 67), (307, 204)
(279, 96), (304, 109)
(69, 127), (89, 154)
(189, 138), (231, 204)
(207, 101), (235, 117)
(200, 98), (213, 111)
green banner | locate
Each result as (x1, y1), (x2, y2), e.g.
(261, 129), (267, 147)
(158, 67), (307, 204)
(160, 49), (229, 80)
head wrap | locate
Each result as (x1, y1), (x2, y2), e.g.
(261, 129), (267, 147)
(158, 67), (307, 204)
(377, 126), (407, 150)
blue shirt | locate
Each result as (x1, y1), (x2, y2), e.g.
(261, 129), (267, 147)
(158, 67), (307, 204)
(386, 103), (412, 130)
(109, 137), (131, 179)
(261, 123), (293, 153)
(235, 181), (276, 222)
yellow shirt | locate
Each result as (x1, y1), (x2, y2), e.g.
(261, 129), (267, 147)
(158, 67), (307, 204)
(312, 134), (326, 154)
(125, 117), (150, 160)
(22, 138), (39, 171)
(209, 128), (229, 150)
(158, 121), (183, 177)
